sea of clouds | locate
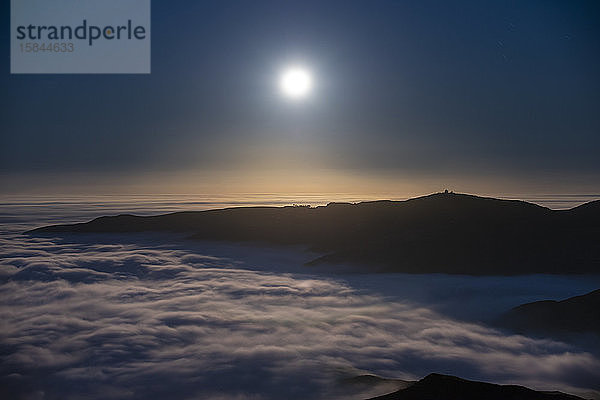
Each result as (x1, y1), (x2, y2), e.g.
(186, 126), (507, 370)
(1, 199), (599, 400)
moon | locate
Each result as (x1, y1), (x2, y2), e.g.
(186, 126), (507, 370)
(279, 67), (312, 99)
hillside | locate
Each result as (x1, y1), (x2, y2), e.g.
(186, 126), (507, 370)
(29, 193), (600, 275)
(497, 289), (600, 337)
(366, 373), (585, 400)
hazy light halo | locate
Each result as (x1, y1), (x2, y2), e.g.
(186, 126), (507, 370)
(280, 66), (312, 99)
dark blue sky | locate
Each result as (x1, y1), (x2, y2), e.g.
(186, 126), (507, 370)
(1, 0), (599, 194)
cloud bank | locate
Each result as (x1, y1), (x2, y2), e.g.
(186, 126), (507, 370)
(1, 232), (599, 400)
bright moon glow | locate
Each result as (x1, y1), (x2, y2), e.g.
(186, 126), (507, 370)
(280, 67), (312, 99)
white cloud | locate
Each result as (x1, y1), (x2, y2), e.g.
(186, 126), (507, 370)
(1, 233), (599, 400)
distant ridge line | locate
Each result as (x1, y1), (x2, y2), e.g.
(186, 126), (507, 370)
(28, 192), (600, 275)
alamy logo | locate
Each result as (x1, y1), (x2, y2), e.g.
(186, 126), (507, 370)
(15, 20), (147, 46)
(11, 0), (151, 74)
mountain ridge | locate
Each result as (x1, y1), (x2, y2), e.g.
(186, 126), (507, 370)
(497, 288), (600, 338)
(28, 192), (600, 275)
(365, 373), (587, 400)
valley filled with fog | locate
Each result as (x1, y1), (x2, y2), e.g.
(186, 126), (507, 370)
(1, 199), (599, 400)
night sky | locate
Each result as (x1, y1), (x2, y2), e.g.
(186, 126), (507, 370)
(1, 0), (599, 196)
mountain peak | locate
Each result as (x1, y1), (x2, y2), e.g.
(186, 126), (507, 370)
(28, 193), (600, 275)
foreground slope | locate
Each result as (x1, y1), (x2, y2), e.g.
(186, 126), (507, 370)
(29, 193), (600, 275)
(367, 373), (585, 400)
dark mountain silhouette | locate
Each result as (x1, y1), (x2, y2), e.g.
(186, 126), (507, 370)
(28, 192), (600, 275)
(366, 373), (585, 400)
(497, 289), (600, 337)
